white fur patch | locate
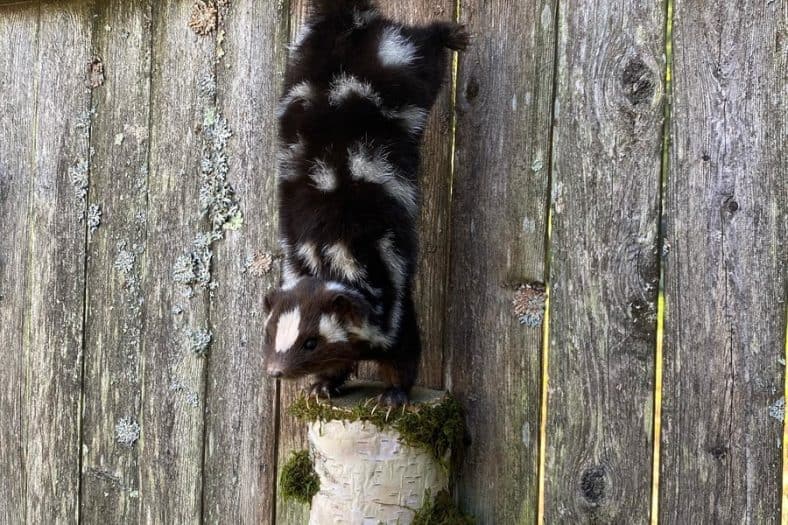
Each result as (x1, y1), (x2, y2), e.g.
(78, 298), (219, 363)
(297, 242), (321, 275)
(324, 243), (366, 283)
(348, 143), (418, 216)
(276, 137), (306, 181)
(309, 159), (337, 191)
(378, 233), (408, 336)
(290, 23), (312, 51)
(328, 73), (382, 107)
(385, 105), (429, 135)
(276, 81), (315, 117)
(325, 281), (350, 293)
(275, 308), (301, 353)
(348, 321), (391, 348)
(281, 259), (302, 290)
(319, 314), (348, 343)
(378, 26), (418, 67)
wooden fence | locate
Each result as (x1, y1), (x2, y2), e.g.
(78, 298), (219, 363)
(0, 0), (785, 523)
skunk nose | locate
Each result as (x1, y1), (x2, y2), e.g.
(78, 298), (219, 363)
(268, 369), (283, 378)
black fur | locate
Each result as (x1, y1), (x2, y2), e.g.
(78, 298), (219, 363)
(265, 0), (467, 405)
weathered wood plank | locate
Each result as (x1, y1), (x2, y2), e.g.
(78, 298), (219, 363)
(0, 5), (39, 523)
(377, 0), (456, 390)
(544, 2), (666, 522)
(23, 1), (94, 522)
(138, 1), (214, 521)
(659, 2), (787, 522)
(79, 1), (153, 520)
(447, 0), (555, 522)
(201, 1), (288, 522)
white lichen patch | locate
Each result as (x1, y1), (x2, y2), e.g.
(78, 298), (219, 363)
(170, 381), (200, 407)
(187, 328), (212, 356)
(769, 397), (784, 422)
(114, 133), (125, 146)
(69, 159), (90, 202)
(115, 417), (140, 448)
(114, 247), (135, 275)
(87, 203), (102, 234)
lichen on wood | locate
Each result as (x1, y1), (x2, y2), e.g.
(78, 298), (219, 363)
(279, 450), (319, 504)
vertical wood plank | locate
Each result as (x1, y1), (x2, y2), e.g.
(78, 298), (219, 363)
(0, 4), (39, 522)
(138, 1), (213, 521)
(24, 1), (94, 522)
(659, 2), (787, 522)
(376, 0), (456, 390)
(274, 4), (311, 521)
(447, 0), (555, 522)
(544, 2), (666, 522)
(201, 1), (288, 522)
(79, 1), (152, 520)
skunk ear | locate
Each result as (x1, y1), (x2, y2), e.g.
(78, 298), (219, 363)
(329, 290), (371, 325)
(264, 289), (282, 313)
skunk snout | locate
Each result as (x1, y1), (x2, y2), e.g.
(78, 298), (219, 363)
(267, 367), (283, 378)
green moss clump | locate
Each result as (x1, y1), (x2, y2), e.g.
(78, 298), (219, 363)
(279, 450), (319, 504)
(413, 490), (475, 525)
(289, 394), (465, 462)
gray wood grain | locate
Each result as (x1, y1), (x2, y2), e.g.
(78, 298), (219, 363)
(200, 1), (287, 522)
(0, 4), (38, 522)
(377, 0), (456, 390)
(446, 0), (555, 522)
(659, 1), (787, 522)
(544, 1), (666, 522)
(79, 1), (153, 520)
(23, 1), (94, 522)
(137, 1), (213, 521)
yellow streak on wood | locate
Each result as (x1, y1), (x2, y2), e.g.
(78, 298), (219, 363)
(651, 293), (665, 525)
(537, 276), (550, 524)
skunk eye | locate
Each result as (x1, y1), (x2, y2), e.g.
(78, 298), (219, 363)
(303, 338), (318, 351)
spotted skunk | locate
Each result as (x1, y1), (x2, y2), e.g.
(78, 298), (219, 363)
(264, 0), (468, 406)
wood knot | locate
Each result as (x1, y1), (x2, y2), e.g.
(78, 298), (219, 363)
(621, 57), (654, 106)
(465, 77), (480, 101)
(580, 465), (607, 505)
(706, 444), (728, 460)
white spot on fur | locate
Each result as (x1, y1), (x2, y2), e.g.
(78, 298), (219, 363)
(348, 143), (418, 216)
(378, 233), (407, 291)
(275, 308), (301, 353)
(309, 159), (337, 191)
(378, 26), (418, 67)
(297, 242), (321, 275)
(385, 105), (428, 135)
(319, 314), (348, 343)
(348, 321), (391, 348)
(276, 81), (314, 117)
(291, 23), (312, 50)
(324, 243), (366, 282)
(325, 281), (350, 293)
(328, 73), (382, 107)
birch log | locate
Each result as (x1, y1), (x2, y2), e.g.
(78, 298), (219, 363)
(303, 384), (450, 524)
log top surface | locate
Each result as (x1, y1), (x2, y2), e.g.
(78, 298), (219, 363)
(330, 381), (447, 409)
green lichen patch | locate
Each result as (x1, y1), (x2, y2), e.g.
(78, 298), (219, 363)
(290, 393), (465, 462)
(280, 450), (320, 504)
(413, 490), (475, 525)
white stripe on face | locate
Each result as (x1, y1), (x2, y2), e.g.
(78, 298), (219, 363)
(275, 307), (301, 353)
(378, 26), (418, 67)
(319, 314), (348, 343)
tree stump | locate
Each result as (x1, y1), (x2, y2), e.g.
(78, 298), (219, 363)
(287, 381), (461, 524)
